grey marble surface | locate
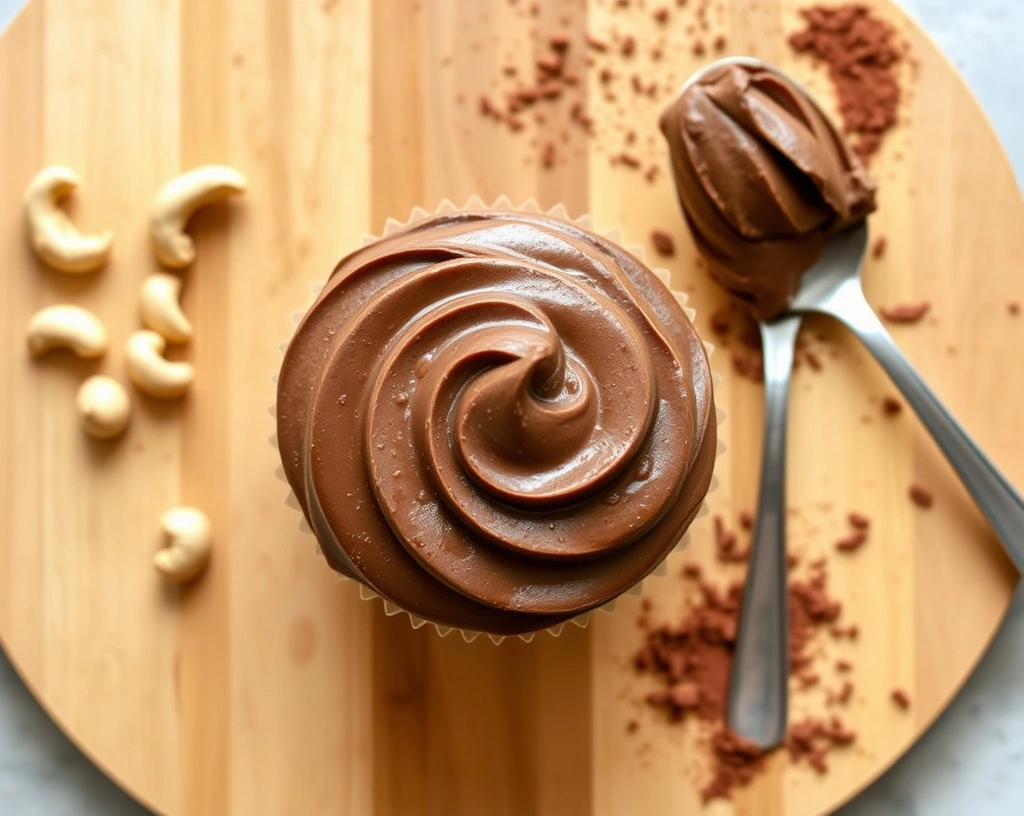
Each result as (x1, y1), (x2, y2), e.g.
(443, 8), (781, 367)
(0, 1), (1021, 814)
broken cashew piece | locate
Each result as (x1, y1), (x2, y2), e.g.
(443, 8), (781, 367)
(26, 304), (108, 358)
(76, 375), (131, 440)
(125, 329), (194, 398)
(154, 506), (212, 584)
(24, 166), (113, 273)
(140, 273), (192, 343)
(149, 165), (247, 268)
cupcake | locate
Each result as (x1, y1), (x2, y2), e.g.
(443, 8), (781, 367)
(275, 199), (718, 639)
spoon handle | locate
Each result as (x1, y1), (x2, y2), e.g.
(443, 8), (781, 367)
(822, 278), (1024, 573)
(727, 314), (802, 749)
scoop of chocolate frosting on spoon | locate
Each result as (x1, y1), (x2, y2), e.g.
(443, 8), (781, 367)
(660, 62), (876, 320)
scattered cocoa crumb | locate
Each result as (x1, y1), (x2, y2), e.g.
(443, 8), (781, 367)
(789, 5), (903, 161)
(706, 304), (767, 383)
(872, 236), (887, 258)
(586, 34), (608, 52)
(1009, 301), (1020, 315)
(653, 6), (670, 23)
(739, 510), (754, 530)
(830, 624), (859, 639)
(541, 142), (556, 169)
(891, 688), (911, 709)
(881, 396), (902, 416)
(626, 718), (640, 733)
(848, 511), (870, 529)
(830, 680), (854, 705)
(617, 151), (641, 168)
(621, 35), (636, 57)
(790, 568), (843, 666)
(549, 32), (571, 51)
(479, 95), (499, 118)
(713, 33), (727, 51)
(805, 349), (823, 371)
(692, 39), (706, 56)
(651, 229), (675, 257)
(714, 515), (748, 563)
(635, 581), (740, 724)
(880, 302), (930, 323)
(835, 529), (868, 553)
(682, 562), (703, 579)
(835, 659), (853, 672)
(710, 309), (730, 336)
(798, 671), (821, 688)
(702, 730), (765, 802)
(732, 352), (764, 382)
(908, 484), (933, 508)
(536, 53), (563, 76)
(644, 165), (659, 183)
(785, 717), (856, 773)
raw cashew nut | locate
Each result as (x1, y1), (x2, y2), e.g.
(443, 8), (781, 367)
(140, 273), (192, 343)
(24, 166), (113, 273)
(125, 330), (194, 398)
(149, 165), (247, 268)
(76, 375), (131, 440)
(26, 304), (108, 358)
(154, 506), (212, 583)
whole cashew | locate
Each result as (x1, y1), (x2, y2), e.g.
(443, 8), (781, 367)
(149, 165), (247, 268)
(154, 506), (212, 584)
(140, 273), (192, 343)
(26, 304), (108, 358)
(76, 375), (131, 440)
(24, 166), (113, 273)
(125, 329), (194, 398)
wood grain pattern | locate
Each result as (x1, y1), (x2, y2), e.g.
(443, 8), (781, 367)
(0, 1), (1020, 815)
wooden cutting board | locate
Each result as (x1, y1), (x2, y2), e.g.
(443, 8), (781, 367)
(1, 1), (1021, 814)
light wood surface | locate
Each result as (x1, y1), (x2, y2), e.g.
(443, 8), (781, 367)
(1, 1), (1021, 814)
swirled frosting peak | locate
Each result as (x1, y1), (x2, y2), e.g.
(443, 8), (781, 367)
(276, 210), (716, 634)
(660, 63), (876, 320)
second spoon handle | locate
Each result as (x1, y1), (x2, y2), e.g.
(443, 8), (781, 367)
(822, 277), (1024, 573)
(727, 314), (802, 749)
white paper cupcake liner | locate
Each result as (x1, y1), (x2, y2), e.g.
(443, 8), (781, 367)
(270, 196), (726, 643)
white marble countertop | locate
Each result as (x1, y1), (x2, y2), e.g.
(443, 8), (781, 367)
(0, 1), (1021, 814)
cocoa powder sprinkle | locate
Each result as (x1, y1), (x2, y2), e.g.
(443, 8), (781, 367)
(881, 396), (903, 415)
(650, 229), (676, 257)
(789, 4), (903, 161)
(880, 302), (930, 323)
(909, 484), (933, 508)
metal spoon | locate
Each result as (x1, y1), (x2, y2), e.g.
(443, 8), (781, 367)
(672, 56), (805, 749)
(675, 57), (1024, 750)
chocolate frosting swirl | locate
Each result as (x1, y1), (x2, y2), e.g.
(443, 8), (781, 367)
(660, 63), (876, 321)
(277, 210), (716, 634)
